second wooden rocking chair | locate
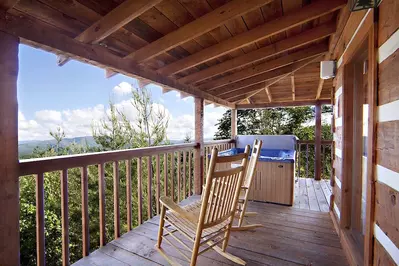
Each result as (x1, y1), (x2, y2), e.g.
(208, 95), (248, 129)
(232, 139), (263, 231)
(156, 146), (250, 266)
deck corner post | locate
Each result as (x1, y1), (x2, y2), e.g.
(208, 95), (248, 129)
(194, 97), (204, 195)
(0, 31), (20, 266)
(314, 101), (322, 181)
(231, 108), (237, 142)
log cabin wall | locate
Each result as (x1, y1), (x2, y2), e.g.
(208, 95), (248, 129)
(331, 1), (399, 265)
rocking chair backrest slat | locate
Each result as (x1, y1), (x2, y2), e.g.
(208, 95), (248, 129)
(200, 146), (249, 229)
(243, 140), (263, 189)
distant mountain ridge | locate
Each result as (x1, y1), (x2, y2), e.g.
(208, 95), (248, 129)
(18, 136), (212, 156)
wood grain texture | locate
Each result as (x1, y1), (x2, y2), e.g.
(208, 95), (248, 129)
(373, 239), (397, 266)
(194, 97), (204, 195)
(157, 0), (345, 76)
(375, 181), (399, 249)
(127, 0), (272, 62)
(376, 121), (399, 173)
(0, 31), (19, 266)
(378, 49), (399, 106)
(76, 0), (163, 44)
(378, 0), (399, 47)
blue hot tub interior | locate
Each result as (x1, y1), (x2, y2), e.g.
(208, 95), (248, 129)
(217, 148), (295, 163)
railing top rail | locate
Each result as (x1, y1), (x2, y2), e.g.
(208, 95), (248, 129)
(204, 139), (235, 146)
(19, 142), (198, 176)
(297, 140), (333, 144)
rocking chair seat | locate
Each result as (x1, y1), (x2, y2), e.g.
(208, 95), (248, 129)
(165, 200), (230, 240)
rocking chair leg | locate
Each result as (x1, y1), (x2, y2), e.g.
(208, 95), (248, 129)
(190, 232), (202, 266)
(157, 205), (166, 248)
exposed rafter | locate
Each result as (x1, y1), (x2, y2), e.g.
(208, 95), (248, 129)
(214, 53), (325, 97)
(125, 0), (272, 63)
(237, 99), (331, 109)
(105, 69), (117, 79)
(229, 55), (324, 102)
(265, 86), (273, 102)
(0, 12), (234, 108)
(57, 0), (161, 66)
(157, 0), (346, 76)
(291, 75), (296, 101)
(178, 23), (336, 85)
(199, 43), (328, 91)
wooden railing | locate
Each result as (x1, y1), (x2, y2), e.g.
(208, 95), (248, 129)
(296, 140), (333, 179)
(19, 140), (234, 265)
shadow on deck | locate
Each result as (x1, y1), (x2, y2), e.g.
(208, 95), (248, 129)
(74, 180), (347, 266)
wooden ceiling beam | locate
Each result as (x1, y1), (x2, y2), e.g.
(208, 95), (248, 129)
(227, 55), (323, 102)
(0, 12), (235, 108)
(105, 69), (117, 79)
(125, 0), (272, 63)
(178, 23), (336, 85)
(158, 0), (346, 76)
(77, 0), (162, 44)
(56, 0), (161, 66)
(236, 99), (331, 109)
(215, 53), (324, 97)
(200, 43), (328, 91)
(291, 75), (296, 101)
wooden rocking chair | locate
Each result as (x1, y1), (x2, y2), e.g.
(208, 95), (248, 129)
(156, 146), (250, 266)
(232, 139), (263, 231)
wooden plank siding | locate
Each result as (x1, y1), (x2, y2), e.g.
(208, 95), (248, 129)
(330, 1), (399, 264)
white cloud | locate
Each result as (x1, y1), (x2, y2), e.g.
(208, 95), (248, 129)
(113, 81), (133, 95)
(18, 100), (226, 142)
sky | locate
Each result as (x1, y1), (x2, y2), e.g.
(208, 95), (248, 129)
(17, 44), (227, 142)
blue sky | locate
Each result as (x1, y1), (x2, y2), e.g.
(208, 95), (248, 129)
(17, 44), (226, 141)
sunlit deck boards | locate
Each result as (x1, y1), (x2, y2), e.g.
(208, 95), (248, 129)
(73, 194), (347, 266)
(294, 178), (332, 212)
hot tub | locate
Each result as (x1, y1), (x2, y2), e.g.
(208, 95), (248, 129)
(217, 147), (296, 206)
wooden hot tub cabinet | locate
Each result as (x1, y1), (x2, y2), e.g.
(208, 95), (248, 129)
(248, 161), (294, 206)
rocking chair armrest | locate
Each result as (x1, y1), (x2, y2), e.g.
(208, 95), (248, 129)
(159, 196), (198, 223)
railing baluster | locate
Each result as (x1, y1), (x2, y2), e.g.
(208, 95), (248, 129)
(298, 144), (301, 178)
(183, 151), (186, 200)
(188, 150), (192, 196)
(177, 151), (181, 202)
(171, 152), (175, 201)
(61, 169), (69, 266)
(126, 160), (132, 231)
(322, 144), (325, 178)
(98, 163), (106, 246)
(137, 157), (143, 225)
(36, 173), (45, 266)
(113, 161), (120, 239)
(147, 156), (152, 219)
(156, 155), (160, 214)
(164, 153), (168, 196)
(81, 166), (89, 257)
(306, 144), (309, 178)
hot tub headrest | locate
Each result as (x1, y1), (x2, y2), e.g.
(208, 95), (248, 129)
(235, 135), (298, 150)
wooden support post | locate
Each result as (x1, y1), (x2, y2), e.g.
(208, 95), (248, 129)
(0, 31), (19, 266)
(314, 101), (322, 180)
(194, 97), (204, 195)
(231, 108), (237, 139)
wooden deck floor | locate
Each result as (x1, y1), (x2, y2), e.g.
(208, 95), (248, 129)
(293, 178), (332, 212)
(74, 184), (347, 266)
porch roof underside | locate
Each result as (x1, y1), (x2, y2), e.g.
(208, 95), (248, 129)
(0, 0), (348, 108)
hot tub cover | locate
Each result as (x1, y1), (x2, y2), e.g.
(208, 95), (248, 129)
(216, 148), (296, 163)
